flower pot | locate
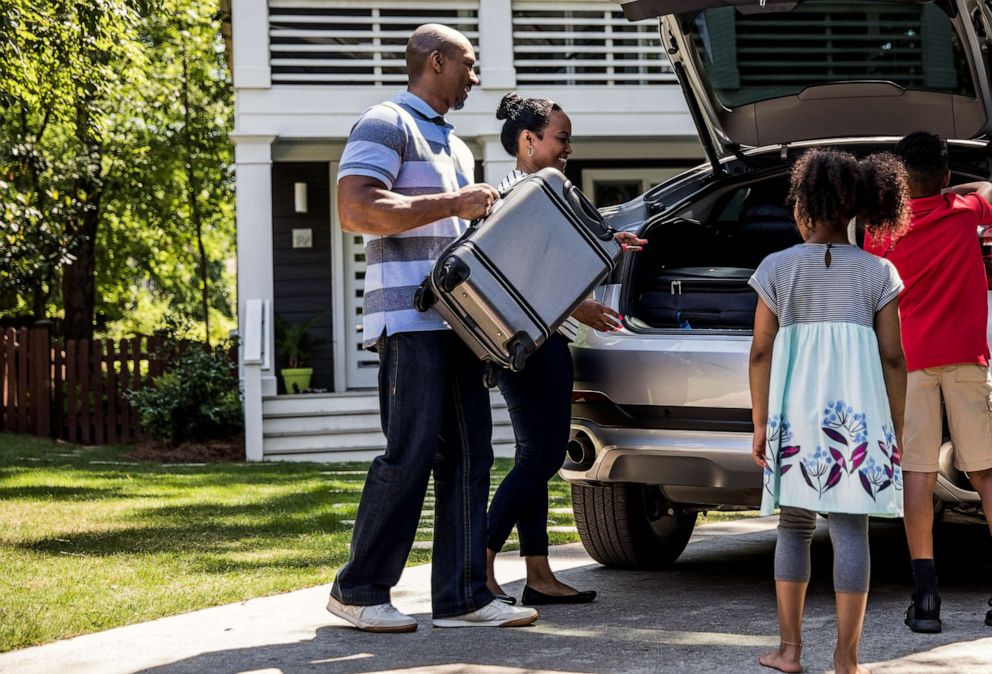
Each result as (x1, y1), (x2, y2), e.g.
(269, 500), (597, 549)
(281, 368), (313, 394)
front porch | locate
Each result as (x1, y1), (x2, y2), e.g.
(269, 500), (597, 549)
(260, 389), (516, 462)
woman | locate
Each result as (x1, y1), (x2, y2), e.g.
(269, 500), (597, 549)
(486, 92), (645, 605)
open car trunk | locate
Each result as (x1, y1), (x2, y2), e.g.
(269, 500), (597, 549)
(625, 146), (992, 331)
(627, 173), (800, 330)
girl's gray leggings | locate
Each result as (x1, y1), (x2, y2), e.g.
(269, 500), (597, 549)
(775, 507), (870, 593)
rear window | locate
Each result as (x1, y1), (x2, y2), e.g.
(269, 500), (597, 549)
(689, 1), (976, 108)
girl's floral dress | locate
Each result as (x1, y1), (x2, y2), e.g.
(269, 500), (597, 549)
(750, 243), (905, 517)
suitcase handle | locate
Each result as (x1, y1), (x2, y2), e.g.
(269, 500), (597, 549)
(562, 179), (616, 241)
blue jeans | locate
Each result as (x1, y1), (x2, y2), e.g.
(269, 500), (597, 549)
(487, 334), (573, 557)
(331, 330), (495, 618)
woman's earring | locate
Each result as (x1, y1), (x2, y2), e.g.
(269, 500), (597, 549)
(527, 145), (534, 157)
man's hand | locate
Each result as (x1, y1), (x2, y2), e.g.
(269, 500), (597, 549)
(455, 183), (499, 221)
(572, 299), (621, 332)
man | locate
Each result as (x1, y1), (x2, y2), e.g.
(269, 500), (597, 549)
(325, 24), (539, 632)
(865, 131), (992, 633)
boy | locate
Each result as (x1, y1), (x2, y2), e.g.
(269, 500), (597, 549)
(865, 131), (992, 633)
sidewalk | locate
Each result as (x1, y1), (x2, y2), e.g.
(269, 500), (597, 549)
(1, 516), (990, 674)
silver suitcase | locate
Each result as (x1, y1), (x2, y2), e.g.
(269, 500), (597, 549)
(414, 167), (621, 381)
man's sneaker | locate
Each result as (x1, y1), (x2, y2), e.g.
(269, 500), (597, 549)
(326, 595), (417, 633)
(905, 591), (942, 634)
(985, 596), (992, 627)
(432, 599), (539, 628)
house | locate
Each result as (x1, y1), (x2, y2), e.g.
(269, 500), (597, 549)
(230, 0), (701, 462)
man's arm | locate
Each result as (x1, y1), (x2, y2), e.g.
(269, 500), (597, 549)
(944, 180), (992, 204)
(338, 176), (498, 236)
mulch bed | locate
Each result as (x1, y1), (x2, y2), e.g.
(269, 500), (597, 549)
(127, 436), (245, 463)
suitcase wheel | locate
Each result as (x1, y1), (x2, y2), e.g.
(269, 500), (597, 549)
(508, 341), (528, 372)
(413, 284), (436, 312)
(438, 257), (470, 293)
(482, 362), (499, 389)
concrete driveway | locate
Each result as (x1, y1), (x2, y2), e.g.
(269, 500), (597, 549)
(2, 515), (990, 674)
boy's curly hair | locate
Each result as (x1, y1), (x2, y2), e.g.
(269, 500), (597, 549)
(788, 149), (910, 240)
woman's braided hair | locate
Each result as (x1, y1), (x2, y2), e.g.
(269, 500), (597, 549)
(787, 149), (910, 240)
(496, 92), (562, 157)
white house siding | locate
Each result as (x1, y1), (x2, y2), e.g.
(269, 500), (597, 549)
(231, 0), (701, 460)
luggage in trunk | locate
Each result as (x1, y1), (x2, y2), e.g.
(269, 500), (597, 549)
(638, 266), (757, 329)
(415, 167), (621, 376)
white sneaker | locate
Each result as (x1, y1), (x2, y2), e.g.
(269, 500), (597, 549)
(326, 595), (417, 633)
(432, 599), (539, 628)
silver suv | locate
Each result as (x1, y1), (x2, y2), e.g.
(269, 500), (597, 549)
(563, 0), (992, 568)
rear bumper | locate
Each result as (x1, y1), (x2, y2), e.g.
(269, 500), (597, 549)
(560, 421), (763, 507)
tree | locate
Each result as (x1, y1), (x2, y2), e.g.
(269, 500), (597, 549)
(99, 0), (234, 344)
(0, 0), (235, 343)
(0, 1), (150, 337)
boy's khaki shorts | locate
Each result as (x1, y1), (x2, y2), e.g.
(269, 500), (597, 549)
(902, 363), (992, 473)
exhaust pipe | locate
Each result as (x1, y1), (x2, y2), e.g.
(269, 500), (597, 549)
(564, 431), (596, 471)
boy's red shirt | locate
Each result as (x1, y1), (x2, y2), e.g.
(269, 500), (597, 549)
(864, 192), (991, 372)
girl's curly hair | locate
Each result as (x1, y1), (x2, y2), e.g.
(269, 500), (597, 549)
(788, 149), (910, 240)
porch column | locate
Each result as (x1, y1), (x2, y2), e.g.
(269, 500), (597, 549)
(482, 135), (516, 187)
(478, 0), (515, 90)
(231, 0), (271, 89)
(232, 133), (278, 397)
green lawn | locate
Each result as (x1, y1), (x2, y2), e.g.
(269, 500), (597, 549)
(0, 433), (753, 652)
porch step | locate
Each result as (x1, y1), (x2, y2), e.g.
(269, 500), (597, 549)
(262, 391), (509, 417)
(263, 424), (517, 454)
(260, 389), (515, 462)
(262, 442), (517, 463)
(262, 407), (513, 435)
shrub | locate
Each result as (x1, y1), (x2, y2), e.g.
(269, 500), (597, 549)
(127, 342), (242, 446)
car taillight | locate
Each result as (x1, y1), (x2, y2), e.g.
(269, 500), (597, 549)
(982, 226), (992, 290)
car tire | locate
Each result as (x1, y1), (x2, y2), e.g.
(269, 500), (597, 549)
(571, 483), (697, 569)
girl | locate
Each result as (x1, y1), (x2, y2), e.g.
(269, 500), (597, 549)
(749, 149), (909, 674)
(485, 92), (645, 605)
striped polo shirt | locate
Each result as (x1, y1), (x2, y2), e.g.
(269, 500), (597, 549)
(749, 243), (903, 328)
(338, 91), (475, 348)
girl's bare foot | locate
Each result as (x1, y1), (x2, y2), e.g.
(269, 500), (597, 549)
(833, 659), (870, 674)
(758, 642), (803, 673)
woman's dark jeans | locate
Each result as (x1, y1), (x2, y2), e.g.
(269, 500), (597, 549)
(487, 333), (573, 557)
(331, 330), (495, 618)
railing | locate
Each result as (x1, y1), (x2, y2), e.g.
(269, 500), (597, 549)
(264, 0), (672, 87)
(512, 2), (672, 86)
(268, 0), (480, 85)
(242, 299), (270, 461)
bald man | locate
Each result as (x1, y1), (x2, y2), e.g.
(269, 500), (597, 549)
(326, 24), (539, 632)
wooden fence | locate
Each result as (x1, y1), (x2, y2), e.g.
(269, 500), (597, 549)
(1, 324), (226, 444)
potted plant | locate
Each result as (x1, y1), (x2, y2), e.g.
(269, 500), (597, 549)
(275, 313), (325, 394)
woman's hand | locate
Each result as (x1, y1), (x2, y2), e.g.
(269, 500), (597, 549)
(752, 424), (768, 469)
(615, 231), (648, 252)
(572, 299), (621, 332)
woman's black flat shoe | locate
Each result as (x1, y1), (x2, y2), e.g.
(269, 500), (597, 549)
(521, 585), (597, 606)
(495, 593), (517, 605)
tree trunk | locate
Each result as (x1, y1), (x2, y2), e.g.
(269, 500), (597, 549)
(61, 204), (99, 340)
(62, 96), (103, 341)
(182, 55), (211, 345)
